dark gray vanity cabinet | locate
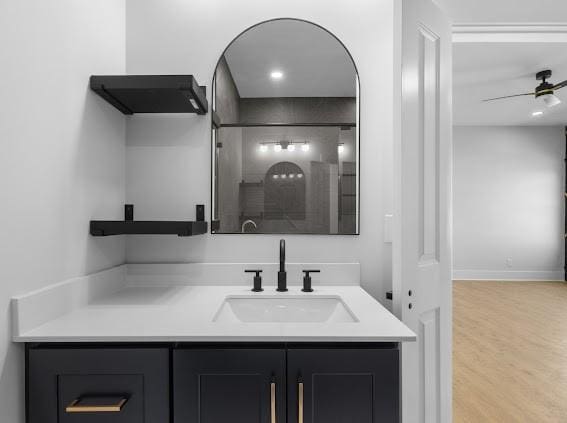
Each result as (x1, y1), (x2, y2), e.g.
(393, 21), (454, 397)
(26, 344), (399, 423)
(26, 346), (169, 423)
(286, 348), (399, 423)
(173, 348), (287, 423)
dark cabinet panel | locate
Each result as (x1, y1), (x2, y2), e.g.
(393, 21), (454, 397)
(27, 347), (169, 423)
(173, 348), (286, 423)
(287, 348), (399, 423)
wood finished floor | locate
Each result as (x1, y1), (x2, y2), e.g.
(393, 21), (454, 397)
(453, 281), (567, 423)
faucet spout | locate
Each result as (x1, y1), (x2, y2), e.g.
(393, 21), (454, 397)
(277, 239), (288, 292)
(279, 239), (285, 272)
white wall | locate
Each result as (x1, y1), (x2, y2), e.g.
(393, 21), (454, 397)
(0, 1), (126, 420)
(453, 126), (565, 280)
(125, 0), (395, 300)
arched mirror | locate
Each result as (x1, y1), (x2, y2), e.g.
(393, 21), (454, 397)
(211, 18), (359, 234)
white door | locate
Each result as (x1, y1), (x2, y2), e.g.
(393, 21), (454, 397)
(393, 0), (452, 422)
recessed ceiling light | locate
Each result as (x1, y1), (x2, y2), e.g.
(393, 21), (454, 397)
(287, 144), (295, 152)
(532, 111), (544, 117)
(274, 144), (282, 152)
(301, 143), (310, 152)
(270, 70), (284, 80)
(259, 144), (268, 152)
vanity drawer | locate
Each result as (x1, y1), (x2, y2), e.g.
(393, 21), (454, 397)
(27, 347), (169, 423)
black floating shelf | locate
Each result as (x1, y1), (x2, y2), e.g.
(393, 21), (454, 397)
(91, 205), (207, 237)
(90, 220), (208, 237)
(90, 75), (208, 115)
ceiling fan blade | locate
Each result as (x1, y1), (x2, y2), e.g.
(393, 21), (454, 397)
(553, 80), (567, 90)
(482, 93), (534, 102)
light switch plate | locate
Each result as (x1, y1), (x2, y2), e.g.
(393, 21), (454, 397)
(384, 214), (393, 243)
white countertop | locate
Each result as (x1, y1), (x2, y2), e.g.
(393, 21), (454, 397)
(14, 285), (415, 343)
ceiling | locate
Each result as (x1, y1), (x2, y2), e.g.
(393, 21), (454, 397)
(223, 19), (357, 98)
(453, 42), (567, 126)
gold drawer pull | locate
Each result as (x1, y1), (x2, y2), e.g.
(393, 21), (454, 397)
(298, 380), (304, 423)
(65, 396), (128, 413)
(271, 380), (277, 423)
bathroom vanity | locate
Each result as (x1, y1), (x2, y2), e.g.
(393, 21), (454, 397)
(14, 264), (415, 423)
(13, 18), (418, 423)
(27, 343), (399, 423)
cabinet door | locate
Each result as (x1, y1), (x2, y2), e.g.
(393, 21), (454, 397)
(174, 348), (286, 423)
(27, 347), (169, 423)
(287, 348), (399, 423)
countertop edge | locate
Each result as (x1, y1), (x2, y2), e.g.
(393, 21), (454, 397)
(13, 335), (416, 343)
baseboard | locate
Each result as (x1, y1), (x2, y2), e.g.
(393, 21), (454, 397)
(452, 269), (564, 281)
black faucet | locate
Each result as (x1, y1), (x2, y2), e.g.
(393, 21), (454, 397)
(277, 239), (288, 292)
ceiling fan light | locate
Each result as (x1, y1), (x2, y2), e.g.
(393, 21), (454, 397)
(540, 93), (561, 108)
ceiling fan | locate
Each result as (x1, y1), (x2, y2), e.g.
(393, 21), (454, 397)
(483, 70), (566, 108)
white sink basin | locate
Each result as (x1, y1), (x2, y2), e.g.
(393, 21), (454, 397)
(213, 295), (358, 323)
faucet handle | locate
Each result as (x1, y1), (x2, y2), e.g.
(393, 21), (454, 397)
(245, 270), (263, 292)
(302, 270), (320, 292)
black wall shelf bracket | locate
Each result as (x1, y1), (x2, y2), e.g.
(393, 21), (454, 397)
(90, 75), (208, 115)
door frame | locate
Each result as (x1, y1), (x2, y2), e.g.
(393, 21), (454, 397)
(451, 23), (567, 283)
(452, 23), (567, 43)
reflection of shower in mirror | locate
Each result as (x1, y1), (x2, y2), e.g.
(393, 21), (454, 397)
(241, 219), (258, 233)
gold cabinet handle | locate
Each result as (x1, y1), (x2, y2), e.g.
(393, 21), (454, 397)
(298, 380), (304, 423)
(65, 396), (128, 413)
(271, 380), (277, 423)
